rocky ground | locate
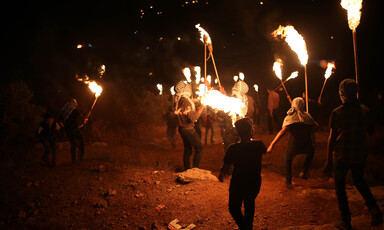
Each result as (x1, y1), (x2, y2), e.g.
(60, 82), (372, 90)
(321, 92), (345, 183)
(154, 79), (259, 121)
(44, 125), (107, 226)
(0, 125), (383, 230)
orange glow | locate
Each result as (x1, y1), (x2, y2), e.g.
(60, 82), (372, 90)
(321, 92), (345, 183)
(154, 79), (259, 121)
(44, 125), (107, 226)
(273, 59), (283, 80)
(341, 0), (363, 30)
(272, 25), (308, 65)
(88, 81), (103, 97)
(157, 84), (163, 95)
(183, 68), (192, 83)
(324, 62), (336, 79)
(286, 71), (299, 81)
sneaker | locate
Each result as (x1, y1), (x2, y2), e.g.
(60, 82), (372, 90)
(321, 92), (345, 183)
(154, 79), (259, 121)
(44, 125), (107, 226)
(299, 171), (308, 179)
(334, 221), (353, 230)
(371, 209), (383, 226)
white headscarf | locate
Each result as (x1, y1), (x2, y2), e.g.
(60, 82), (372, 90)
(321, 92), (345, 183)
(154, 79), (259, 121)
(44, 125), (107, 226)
(282, 97), (314, 127)
(174, 81), (195, 111)
(59, 98), (78, 122)
(232, 80), (249, 116)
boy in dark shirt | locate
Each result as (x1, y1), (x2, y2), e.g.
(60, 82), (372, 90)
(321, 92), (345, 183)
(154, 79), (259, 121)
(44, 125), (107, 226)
(219, 117), (266, 230)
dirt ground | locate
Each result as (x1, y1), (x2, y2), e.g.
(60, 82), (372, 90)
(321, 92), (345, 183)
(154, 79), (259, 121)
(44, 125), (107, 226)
(0, 124), (384, 230)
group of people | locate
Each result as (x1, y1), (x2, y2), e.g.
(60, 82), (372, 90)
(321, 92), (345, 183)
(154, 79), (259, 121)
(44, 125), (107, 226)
(36, 98), (88, 167)
(168, 78), (382, 230)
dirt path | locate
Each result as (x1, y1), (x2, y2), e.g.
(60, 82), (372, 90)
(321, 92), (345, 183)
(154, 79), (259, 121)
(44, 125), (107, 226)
(0, 126), (383, 229)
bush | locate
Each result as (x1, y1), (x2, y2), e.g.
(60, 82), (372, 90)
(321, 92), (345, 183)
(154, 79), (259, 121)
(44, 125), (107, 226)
(0, 81), (45, 143)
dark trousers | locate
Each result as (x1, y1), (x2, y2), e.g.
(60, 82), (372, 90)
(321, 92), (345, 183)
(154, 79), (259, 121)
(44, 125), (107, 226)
(267, 109), (281, 133)
(333, 158), (380, 224)
(178, 128), (203, 169)
(204, 125), (214, 144)
(68, 132), (84, 163)
(285, 148), (314, 183)
(167, 127), (177, 148)
(229, 188), (260, 230)
(42, 139), (56, 166)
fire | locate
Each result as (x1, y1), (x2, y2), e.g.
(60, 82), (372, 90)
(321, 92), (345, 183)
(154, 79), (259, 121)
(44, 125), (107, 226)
(233, 75), (238, 82)
(341, 0), (363, 30)
(239, 72), (245, 81)
(272, 25), (308, 65)
(254, 84), (259, 92)
(200, 90), (246, 124)
(207, 75), (212, 84)
(88, 81), (103, 97)
(324, 62), (336, 79)
(195, 24), (212, 45)
(194, 66), (201, 84)
(273, 59), (283, 80)
(170, 86), (175, 96)
(286, 71), (299, 81)
(183, 68), (192, 83)
(157, 84), (163, 95)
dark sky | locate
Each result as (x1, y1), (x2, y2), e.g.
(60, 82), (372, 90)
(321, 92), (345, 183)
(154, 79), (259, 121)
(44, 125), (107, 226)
(2, 0), (384, 104)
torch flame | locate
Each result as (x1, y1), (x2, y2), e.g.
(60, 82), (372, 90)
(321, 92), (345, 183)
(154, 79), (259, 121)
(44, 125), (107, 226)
(157, 84), (163, 95)
(286, 71), (299, 81)
(183, 68), (192, 83)
(272, 25), (308, 65)
(170, 86), (175, 95)
(194, 66), (201, 84)
(273, 59), (283, 80)
(239, 72), (245, 81)
(88, 81), (103, 97)
(341, 0), (363, 30)
(207, 75), (212, 84)
(254, 84), (259, 92)
(324, 62), (336, 79)
(200, 90), (246, 124)
(233, 75), (238, 82)
(195, 24), (212, 45)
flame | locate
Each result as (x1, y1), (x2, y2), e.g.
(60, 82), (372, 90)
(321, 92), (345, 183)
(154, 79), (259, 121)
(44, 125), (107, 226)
(273, 59), (283, 80)
(341, 0), (363, 30)
(170, 86), (175, 95)
(214, 79), (218, 84)
(207, 75), (212, 84)
(324, 62), (336, 79)
(157, 84), (163, 95)
(233, 75), (238, 82)
(239, 72), (245, 81)
(88, 81), (103, 97)
(183, 68), (192, 82)
(77, 44), (83, 49)
(195, 24), (212, 45)
(200, 90), (246, 124)
(194, 66), (201, 84)
(286, 71), (299, 81)
(254, 84), (259, 92)
(272, 25), (308, 65)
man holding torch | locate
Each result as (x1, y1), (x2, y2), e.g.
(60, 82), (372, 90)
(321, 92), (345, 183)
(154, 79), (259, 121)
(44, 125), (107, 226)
(174, 80), (205, 170)
(59, 98), (88, 163)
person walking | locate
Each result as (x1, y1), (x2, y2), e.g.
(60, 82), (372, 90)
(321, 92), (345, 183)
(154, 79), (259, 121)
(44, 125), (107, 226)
(219, 118), (266, 230)
(324, 79), (382, 229)
(267, 97), (318, 189)
(59, 98), (88, 163)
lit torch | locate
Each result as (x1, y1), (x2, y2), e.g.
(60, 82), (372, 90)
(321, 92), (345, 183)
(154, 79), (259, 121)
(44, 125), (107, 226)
(183, 67), (192, 83)
(170, 86), (175, 106)
(85, 81), (103, 120)
(273, 59), (292, 103)
(196, 24), (221, 87)
(157, 83), (165, 113)
(273, 71), (299, 91)
(272, 25), (309, 111)
(200, 89), (246, 125)
(194, 66), (201, 85)
(318, 62), (336, 104)
(341, 0), (363, 84)
(239, 72), (245, 81)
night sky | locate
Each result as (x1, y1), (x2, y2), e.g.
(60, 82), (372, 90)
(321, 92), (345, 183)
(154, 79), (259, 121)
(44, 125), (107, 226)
(2, 0), (384, 106)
